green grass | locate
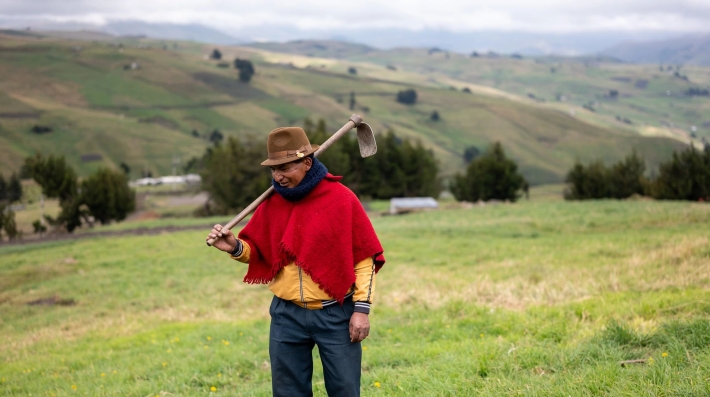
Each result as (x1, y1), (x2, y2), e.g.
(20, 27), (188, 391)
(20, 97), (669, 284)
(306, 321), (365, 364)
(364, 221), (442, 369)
(1, 200), (709, 395)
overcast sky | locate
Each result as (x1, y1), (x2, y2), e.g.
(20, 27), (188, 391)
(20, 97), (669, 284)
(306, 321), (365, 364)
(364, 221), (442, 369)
(2, 0), (710, 34)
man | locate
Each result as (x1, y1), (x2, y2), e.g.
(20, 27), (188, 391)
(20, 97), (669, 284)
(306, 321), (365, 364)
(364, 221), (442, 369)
(207, 126), (385, 397)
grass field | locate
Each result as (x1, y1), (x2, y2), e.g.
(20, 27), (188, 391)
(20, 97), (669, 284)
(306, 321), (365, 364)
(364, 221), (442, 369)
(2, 200), (709, 396)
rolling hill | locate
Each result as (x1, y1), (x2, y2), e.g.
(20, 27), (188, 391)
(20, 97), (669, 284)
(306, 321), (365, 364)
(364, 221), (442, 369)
(247, 40), (710, 145)
(601, 34), (710, 66)
(0, 32), (691, 184)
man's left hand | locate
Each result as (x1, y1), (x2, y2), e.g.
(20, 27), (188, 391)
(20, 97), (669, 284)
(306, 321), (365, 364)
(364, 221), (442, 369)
(349, 312), (370, 343)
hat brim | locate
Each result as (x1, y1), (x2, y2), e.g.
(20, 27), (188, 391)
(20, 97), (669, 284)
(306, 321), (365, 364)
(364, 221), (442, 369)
(260, 144), (320, 166)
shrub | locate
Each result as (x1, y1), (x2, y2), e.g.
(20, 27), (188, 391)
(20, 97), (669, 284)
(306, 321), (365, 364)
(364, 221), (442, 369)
(396, 89), (417, 105)
(31, 125), (52, 134)
(430, 111), (440, 121)
(348, 67), (357, 75)
(234, 58), (255, 83)
(563, 147), (709, 201)
(451, 142), (527, 202)
(210, 49), (222, 60)
(463, 146), (480, 164)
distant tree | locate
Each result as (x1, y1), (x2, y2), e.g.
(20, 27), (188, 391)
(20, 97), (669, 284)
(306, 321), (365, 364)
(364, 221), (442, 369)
(686, 87), (710, 97)
(234, 58), (255, 82)
(7, 173), (22, 203)
(119, 162), (131, 175)
(81, 168), (136, 225)
(0, 204), (20, 240)
(0, 175), (7, 203)
(451, 142), (526, 202)
(191, 129), (200, 138)
(462, 87), (472, 93)
(210, 49), (222, 60)
(563, 160), (609, 200)
(396, 89), (417, 105)
(650, 146), (710, 201)
(608, 151), (647, 199)
(199, 137), (271, 214)
(430, 111), (440, 121)
(349, 91), (356, 110)
(303, 118), (352, 180)
(183, 156), (201, 173)
(348, 67), (357, 75)
(209, 129), (224, 145)
(24, 154), (77, 202)
(470, 51), (479, 57)
(463, 146), (481, 164)
(356, 131), (439, 199)
(609, 89), (619, 99)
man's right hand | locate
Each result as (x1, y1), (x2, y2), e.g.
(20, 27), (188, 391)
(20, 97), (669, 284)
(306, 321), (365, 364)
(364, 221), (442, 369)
(207, 224), (238, 253)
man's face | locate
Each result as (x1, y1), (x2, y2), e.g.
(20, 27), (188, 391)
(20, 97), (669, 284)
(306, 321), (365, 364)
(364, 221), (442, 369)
(270, 158), (312, 188)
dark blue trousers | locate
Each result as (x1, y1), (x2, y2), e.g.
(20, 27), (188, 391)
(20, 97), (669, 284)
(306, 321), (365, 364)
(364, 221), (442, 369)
(269, 296), (362, 397)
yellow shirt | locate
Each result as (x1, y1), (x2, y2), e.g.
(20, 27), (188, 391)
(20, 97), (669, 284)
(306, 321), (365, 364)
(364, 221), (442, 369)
(230, 239), (376, 312)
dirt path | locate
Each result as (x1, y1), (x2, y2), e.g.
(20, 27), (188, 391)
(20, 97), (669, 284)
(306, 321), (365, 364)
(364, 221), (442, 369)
(1, 223), (215, 247)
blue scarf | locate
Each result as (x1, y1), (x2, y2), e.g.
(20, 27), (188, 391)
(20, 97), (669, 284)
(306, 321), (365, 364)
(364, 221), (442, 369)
(272, 157), (328, 202)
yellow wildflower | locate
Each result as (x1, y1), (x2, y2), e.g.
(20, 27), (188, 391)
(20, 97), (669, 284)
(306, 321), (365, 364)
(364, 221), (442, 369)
(204, 345), (209, 349)
(101, 373), (106, 377)
(363, 346), (368, 351)
(217, 373), (222, 377)
(374, 381), (381, 388)
(239, 332), (244, 336)
(387, 329), (392, 333)
(162, 362), (167, 367)
(71, 385), (77, 390)
(210, 386), (217, 392)
(166, 349), (172, 353)
(649, 357), (655, 365)
(662, 352), (668, 357)
(480, 334), (484, 338)
(207, 336), (212, 341)
(112, 370), (117, 374)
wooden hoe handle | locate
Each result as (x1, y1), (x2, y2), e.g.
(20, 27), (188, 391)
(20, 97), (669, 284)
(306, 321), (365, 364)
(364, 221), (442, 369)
(206, 114), (365, 247)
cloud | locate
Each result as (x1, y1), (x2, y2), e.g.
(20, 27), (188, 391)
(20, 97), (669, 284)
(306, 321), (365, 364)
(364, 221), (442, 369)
(1, 0), (710, 33)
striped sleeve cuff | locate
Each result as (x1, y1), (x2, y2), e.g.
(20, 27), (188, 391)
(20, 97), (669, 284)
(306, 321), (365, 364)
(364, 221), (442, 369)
(353, 301), (371, 314)
(229, 240), (243, 258)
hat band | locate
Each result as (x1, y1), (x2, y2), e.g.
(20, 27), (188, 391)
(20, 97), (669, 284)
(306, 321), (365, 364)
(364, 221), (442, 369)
(268, 144), (313, 160)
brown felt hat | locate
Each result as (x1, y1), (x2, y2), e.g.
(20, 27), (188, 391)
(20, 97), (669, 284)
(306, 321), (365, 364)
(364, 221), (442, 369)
(260, 127), (320, 166)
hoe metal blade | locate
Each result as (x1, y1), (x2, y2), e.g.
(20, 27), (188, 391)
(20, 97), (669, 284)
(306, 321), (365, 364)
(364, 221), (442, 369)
(356, 122), (377, 158)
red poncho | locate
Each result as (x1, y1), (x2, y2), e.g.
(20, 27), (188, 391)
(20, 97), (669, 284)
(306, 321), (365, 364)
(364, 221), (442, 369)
(238, 174), (385, 303)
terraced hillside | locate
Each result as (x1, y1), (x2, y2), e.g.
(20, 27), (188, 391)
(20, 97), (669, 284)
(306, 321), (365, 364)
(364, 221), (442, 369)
(251, 40), (710, 143)
(0, 32), (688, 184)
